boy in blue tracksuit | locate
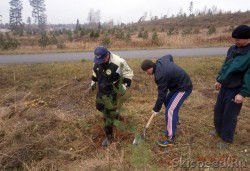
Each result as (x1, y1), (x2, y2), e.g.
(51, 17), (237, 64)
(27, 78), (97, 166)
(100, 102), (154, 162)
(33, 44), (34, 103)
(141, 55), (192, 147)
(214, 25), (250, 148)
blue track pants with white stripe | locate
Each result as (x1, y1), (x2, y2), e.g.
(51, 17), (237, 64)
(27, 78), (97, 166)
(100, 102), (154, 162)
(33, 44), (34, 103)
(164, 87), (192, 139)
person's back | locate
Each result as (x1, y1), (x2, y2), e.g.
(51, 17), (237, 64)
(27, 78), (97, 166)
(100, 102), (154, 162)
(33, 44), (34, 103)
(154, 55), (192, 92)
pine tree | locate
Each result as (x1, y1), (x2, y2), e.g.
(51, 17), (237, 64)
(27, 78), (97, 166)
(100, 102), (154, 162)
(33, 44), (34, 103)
(29, 0), (47, 32)
(75, 19), (81, 33)
(9, 0), (23, 34)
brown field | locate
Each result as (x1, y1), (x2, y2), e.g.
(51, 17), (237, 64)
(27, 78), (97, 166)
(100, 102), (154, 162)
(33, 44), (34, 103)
(0, 28), (233, 55)
(1, 12), (250, 55)
(0, 57), (249, 170)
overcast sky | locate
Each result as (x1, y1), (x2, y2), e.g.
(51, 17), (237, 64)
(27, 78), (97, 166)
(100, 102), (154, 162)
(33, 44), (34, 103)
(0, 0), (249, 24)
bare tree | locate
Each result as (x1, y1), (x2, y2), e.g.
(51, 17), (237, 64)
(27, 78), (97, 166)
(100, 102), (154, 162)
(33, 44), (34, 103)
(149, 11), (152, 20)
(202, 6), (208, 15)
(29, 0), (47, 32)
(211, 5), (218, 14)
(178, 8), (184, 17)
(138, 16), (144, 22)
(87, 9), (94, 23)
(9, 0), (23, 34)
(27, 16), (31, 24)
(87, 9), (101, 28)
(27, 17), (31, 33)
(138, 11), (147, 22)
(143, 11), (147, 21)
(95, 10), (101, 23)
(188, 1), (194, 16)
(103, 19), (113, 28)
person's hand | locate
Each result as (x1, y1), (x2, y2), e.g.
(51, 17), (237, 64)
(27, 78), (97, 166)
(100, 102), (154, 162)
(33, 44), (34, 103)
(152, 110), (159, 115)
(214, 82), (221, 90)
(90, 81), (96, 91)
(233, 94), (244, 104)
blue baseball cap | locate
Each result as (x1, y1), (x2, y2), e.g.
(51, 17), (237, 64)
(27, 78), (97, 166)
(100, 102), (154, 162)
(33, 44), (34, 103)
(94, 46), (108, 64)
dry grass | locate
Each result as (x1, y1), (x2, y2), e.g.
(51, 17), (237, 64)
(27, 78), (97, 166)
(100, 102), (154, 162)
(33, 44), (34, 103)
(0, 57), (249, 170)
(1, 11), (250, 55)
(0, 26), (234, 55)
(0, 30), (231, 54)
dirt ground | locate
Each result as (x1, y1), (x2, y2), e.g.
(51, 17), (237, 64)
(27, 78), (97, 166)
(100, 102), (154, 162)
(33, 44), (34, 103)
(0, 58), (249, 170)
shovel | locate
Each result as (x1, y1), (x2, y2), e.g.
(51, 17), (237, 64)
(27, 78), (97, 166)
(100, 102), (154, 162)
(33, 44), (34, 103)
(132, 112), (156, 145)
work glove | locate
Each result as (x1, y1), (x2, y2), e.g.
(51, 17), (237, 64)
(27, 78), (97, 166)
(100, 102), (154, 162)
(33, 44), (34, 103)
(152, 110), (159, 115)
(121, 83), (127, 96)
(90, 81), (96, 91)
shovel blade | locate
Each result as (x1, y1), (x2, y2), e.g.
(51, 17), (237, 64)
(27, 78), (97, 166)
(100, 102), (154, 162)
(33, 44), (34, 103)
(132, 134), (142, 145)
(132, 128), (147, 145)
(132, 137), (140, 145)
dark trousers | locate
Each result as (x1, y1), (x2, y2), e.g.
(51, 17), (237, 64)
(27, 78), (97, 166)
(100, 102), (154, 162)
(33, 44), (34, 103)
(214, 86), (242, 143)
(96, 94), (118, 136)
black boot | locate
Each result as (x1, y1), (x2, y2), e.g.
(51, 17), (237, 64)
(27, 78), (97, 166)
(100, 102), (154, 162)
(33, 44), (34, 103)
(102, 126), (113, 147)
(102, 134), (113, 147)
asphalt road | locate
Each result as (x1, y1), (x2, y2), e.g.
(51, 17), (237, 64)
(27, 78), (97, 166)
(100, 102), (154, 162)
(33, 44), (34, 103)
(0, 47), (228, 64)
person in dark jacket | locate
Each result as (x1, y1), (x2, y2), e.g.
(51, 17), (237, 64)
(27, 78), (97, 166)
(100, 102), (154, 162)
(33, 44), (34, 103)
(213, 25), (250, 148)
(91, 46), (134, 147)
(141, 55), (192, 147)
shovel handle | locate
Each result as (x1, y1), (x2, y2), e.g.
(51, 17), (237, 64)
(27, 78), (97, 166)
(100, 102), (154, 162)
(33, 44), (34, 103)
(145, 113), (155, 129)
